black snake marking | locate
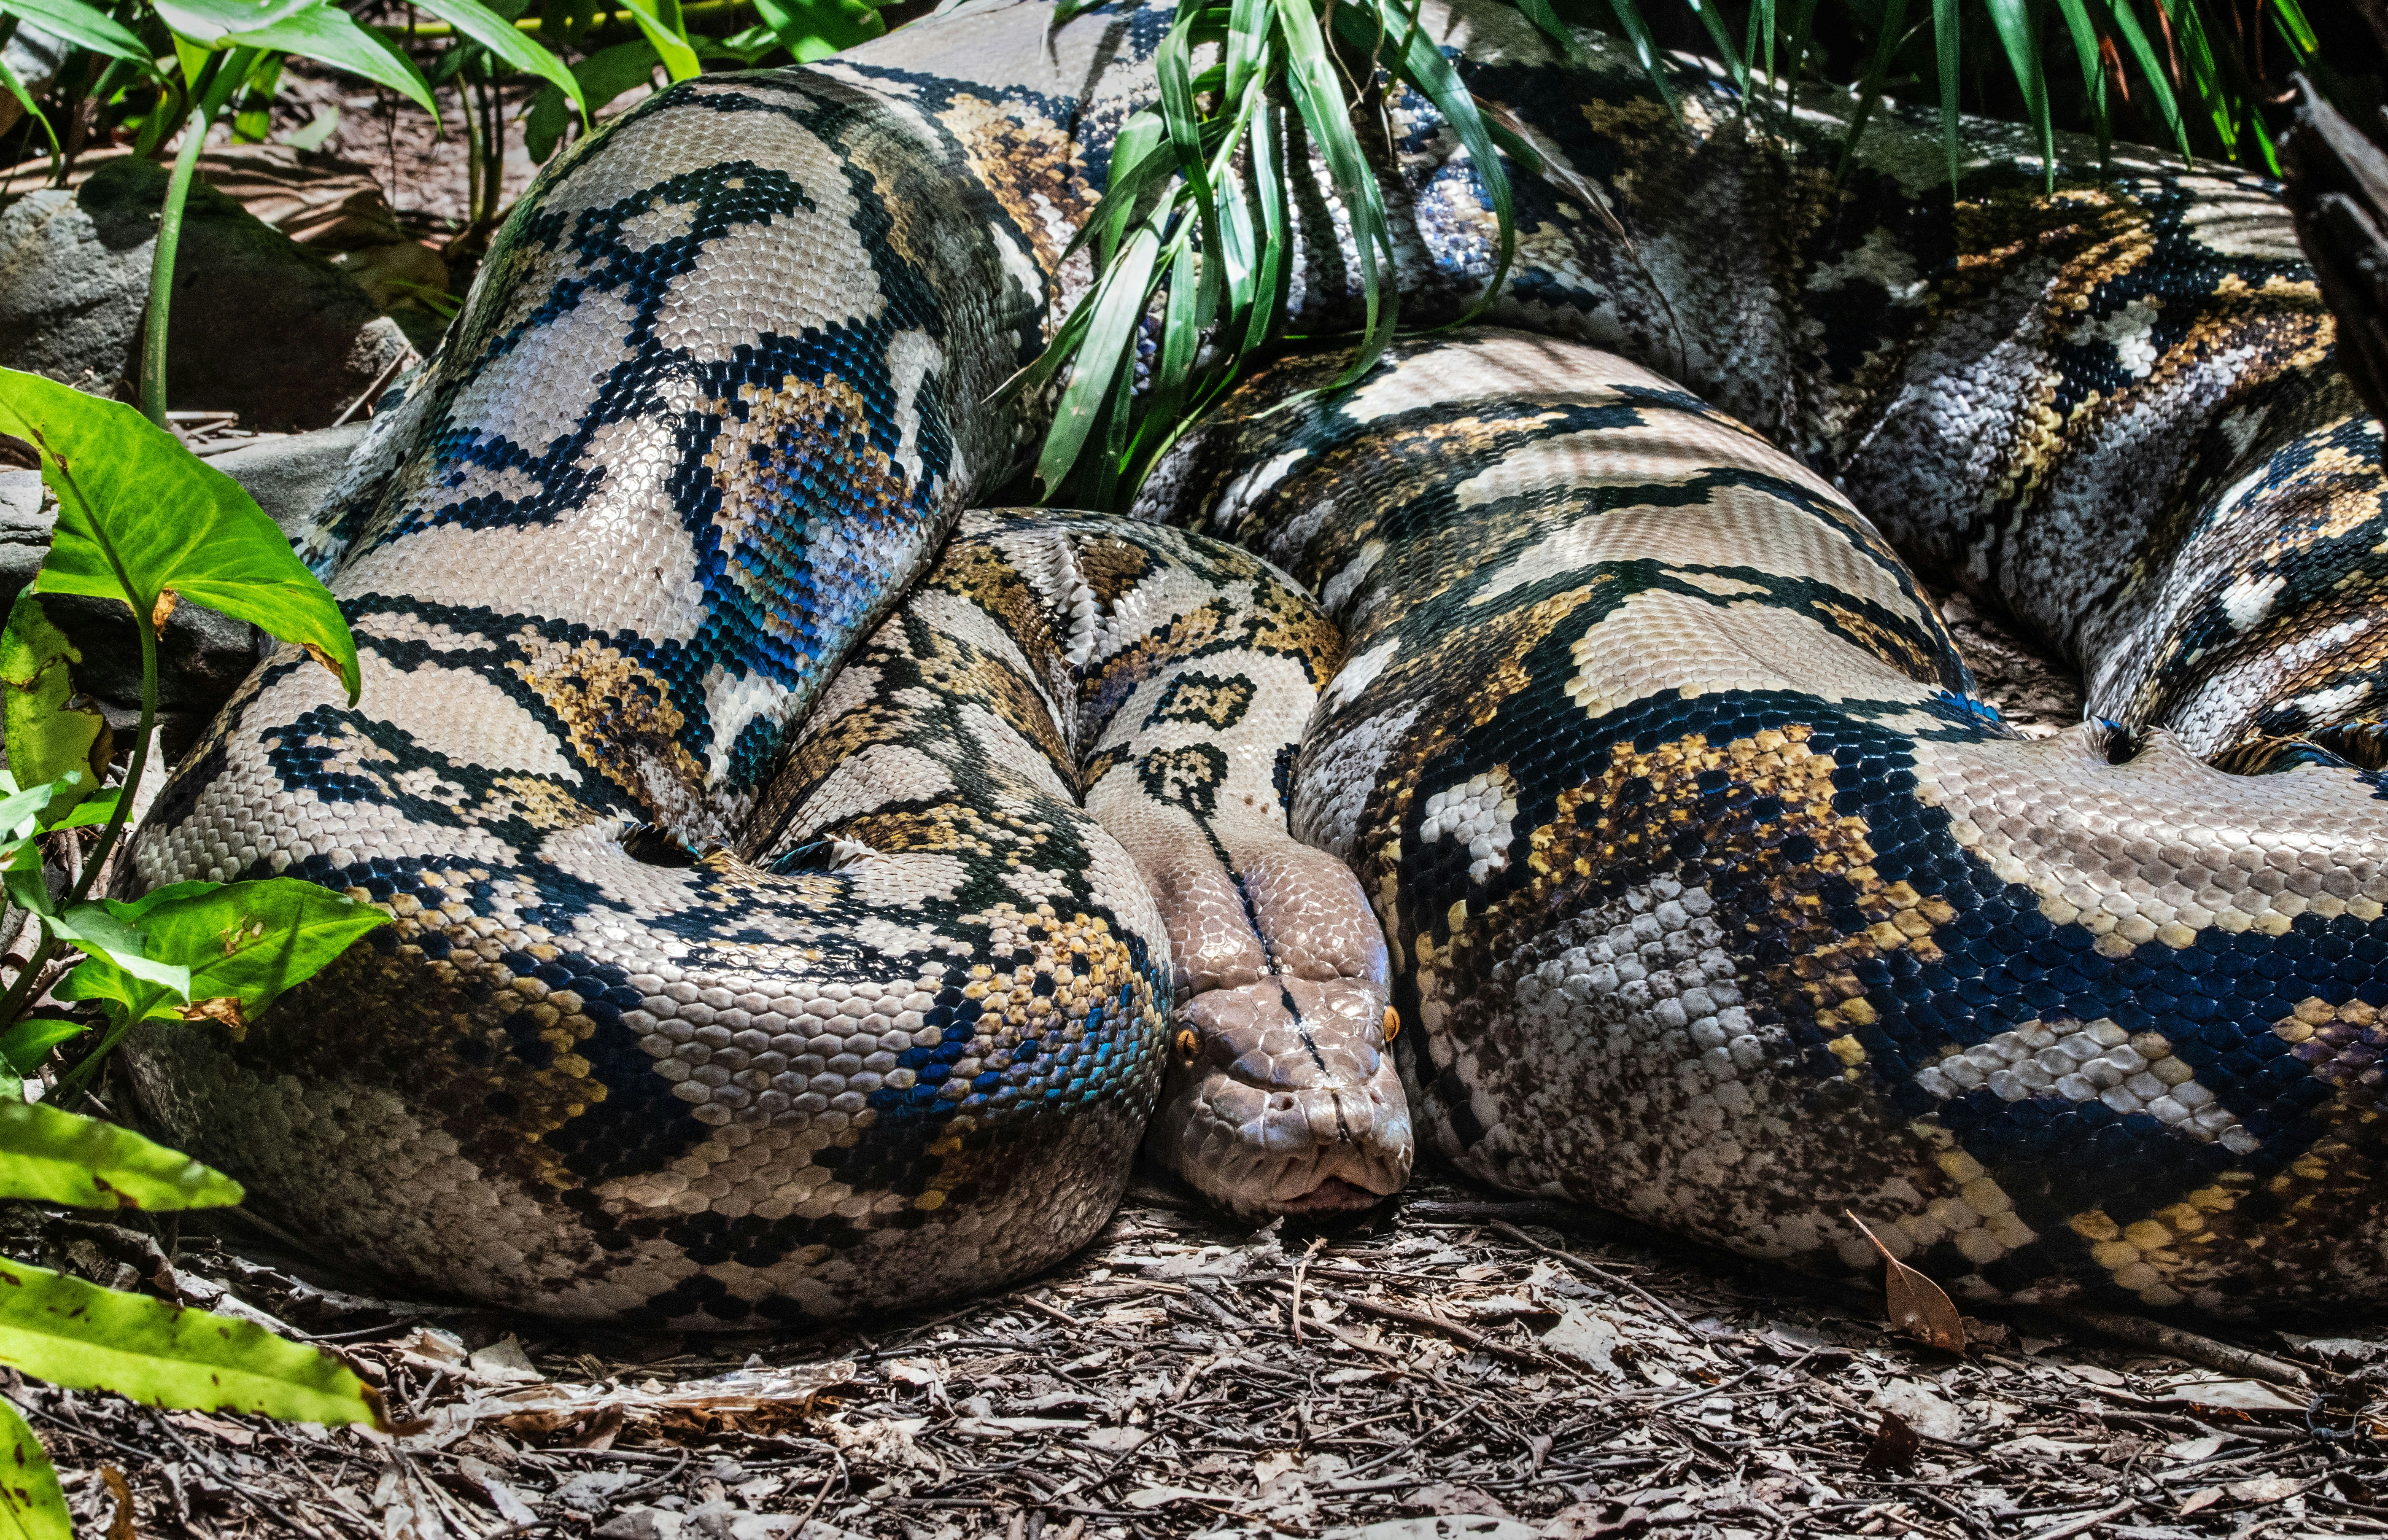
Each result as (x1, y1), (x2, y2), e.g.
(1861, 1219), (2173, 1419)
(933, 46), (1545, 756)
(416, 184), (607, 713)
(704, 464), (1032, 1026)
(117, 0), (2388, 1320)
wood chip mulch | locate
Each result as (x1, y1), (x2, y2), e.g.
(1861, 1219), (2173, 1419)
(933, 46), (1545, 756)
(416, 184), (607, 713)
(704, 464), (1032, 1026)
(9, 1165), (2383, 1540)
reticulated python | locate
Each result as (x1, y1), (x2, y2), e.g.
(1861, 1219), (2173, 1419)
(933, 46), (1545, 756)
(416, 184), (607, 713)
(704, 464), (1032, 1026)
(120, 0), (2388, 1322)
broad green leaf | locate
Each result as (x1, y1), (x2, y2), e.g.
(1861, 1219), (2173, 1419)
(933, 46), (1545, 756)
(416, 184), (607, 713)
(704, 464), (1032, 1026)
(0, 785), (51, 845)
(619, 0), (698, 80)
(749, 0), (883, 62)
(220, 6), (437, 116)
(0, 0), (144, 59)
(38, 900), (191, 997)
(150, 0), (317, 43)
(0, 1257), (385, 1428)
(59, 879), (381, 1044)
(0, 1018), (83, 1078)
(412, 0), (585, 116)
(0, 1396), (66, 1540)
(526, 38), (657, 161)
(116, 878), (386, 1030)
(0, 1101), (242, 1210)
(0, 371), (360, 706)
(50, 788), (118, 832)
(0, 596), (107, 826)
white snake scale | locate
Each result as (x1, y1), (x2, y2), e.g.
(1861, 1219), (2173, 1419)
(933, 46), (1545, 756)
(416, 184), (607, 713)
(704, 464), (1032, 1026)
(115, 0), (2388, 1323)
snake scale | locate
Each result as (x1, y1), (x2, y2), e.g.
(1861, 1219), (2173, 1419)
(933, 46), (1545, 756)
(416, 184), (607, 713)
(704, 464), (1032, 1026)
(117, 0), (2388, 1322)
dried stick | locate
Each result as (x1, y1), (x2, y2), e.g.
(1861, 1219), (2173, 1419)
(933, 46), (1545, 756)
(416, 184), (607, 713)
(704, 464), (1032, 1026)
(2043, 1303), (2314, 1391)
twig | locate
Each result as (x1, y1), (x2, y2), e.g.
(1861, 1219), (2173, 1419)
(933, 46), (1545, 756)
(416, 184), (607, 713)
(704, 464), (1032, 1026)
(2043, 1303), (2315, 1390)
(1334, 1292), (1574, 1376)
(152, 1409), (335, 1540)
(2018, 1498), (2138, 1540)
(1008, 1292), (1085, 1329)
(789, 1462), (838, 1540)
(1488, 1220), (1706, 1337)
(330, 347), (411, 429)
(1291, 1235), (1323, 1345)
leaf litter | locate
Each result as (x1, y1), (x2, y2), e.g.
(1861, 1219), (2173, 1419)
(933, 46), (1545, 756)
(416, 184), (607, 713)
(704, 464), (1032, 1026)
(3, 1167), (2383, 1540)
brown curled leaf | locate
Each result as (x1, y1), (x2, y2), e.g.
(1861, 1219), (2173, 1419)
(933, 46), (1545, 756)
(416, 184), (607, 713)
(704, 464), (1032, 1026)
(101, 1466), (135, 1540)
(1844, 1209), (1965, 1353)
(1860, 1408), (1921, 1474)
(150, 587), (178, 635)
(177, 996), (245, 1040)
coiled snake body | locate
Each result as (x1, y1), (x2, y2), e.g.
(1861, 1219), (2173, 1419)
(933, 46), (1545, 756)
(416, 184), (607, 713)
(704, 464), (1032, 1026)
(122, 0), (2388, 1321)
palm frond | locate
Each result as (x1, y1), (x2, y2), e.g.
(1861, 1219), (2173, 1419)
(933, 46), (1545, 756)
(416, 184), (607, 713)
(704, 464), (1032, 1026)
(1009, 0), (2374, 508)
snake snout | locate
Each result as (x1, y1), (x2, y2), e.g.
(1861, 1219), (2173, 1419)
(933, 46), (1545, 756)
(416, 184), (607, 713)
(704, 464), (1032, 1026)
(1144, 976), (1413, 1222)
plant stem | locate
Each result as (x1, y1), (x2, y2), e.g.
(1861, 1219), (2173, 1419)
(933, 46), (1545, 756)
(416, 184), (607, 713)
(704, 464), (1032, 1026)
(71, 604), (155, 913)
(138, 103), (211, 430)
(0, 578), (157, 1035)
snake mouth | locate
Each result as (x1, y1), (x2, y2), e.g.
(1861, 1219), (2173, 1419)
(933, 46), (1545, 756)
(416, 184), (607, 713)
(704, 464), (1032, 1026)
(1274, 1174), (1393, 1217)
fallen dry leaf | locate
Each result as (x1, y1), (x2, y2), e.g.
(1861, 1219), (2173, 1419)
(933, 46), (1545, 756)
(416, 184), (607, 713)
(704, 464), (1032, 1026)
(1845, 1211), (1965, 1353)
(1860, 1408), (1922, 1474)
(2179, 1486), (2225, 1516)
(100, 1467), (134, 1540)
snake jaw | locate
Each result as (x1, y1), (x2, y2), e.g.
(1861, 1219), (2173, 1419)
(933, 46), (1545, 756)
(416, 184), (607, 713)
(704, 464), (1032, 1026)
(1143, 976), (1414, 1221)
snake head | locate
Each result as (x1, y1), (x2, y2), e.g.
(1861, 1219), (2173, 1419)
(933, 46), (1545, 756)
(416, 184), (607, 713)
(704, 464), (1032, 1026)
(1144, 975), (1412, 1220)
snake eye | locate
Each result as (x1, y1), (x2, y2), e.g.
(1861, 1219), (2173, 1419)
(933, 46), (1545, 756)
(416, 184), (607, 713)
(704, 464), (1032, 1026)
(1175, 1028), (1199, 1061)
(1382, 1007), (1400, 1043)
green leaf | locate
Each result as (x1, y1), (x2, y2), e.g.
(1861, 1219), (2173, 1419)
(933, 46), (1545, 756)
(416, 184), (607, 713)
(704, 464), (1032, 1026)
(2102, 0), (2191, 164)
(0, 55), (52, 182)
(277, 103), (339, 151)
(619, 0), (698, 80)
(0, 596), (107, 827)
(749, 0), (883, 62)
(150, 0), (317, 43)
(1340, 2), (1524, 325)
(412, 0), (585, 118)
(0, 1257), (385, 1427)
(1836, 0), (1911, 179)
(2050, 0), (2107, 163)
(0, 0), (145, 59)
(0, 1395), (67, 1540)
(0, 1101), (242, 1211)
(0, 1019), (83, 1079)
(36, 899), (191, 999)
(123, 878), (385, 1027)
(1596, 0), (1680, 116)
(1981, 0), (2054, 187)
(218, 5), (437, 117)
(1680, 0), (1747, 95)
(0, 370), (360, 707)
(1931, 0), (1960, 188)
(48, 788), (117, 831)
(1035, 224), (1161, 495)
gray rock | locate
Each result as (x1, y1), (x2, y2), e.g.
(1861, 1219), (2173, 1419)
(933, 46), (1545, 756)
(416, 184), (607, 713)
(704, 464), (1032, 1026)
(203, 422), (370, 538)
(0, 157), (416, 430)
